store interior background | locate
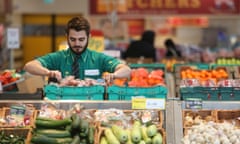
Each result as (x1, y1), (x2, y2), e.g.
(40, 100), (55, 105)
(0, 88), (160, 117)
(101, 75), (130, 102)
(0, 0), (240, 70)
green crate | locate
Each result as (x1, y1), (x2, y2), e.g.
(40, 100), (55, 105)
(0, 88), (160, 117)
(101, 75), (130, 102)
(129, 63), (165, 71)
(107, 85), (167, 100)
(231, 87), (240, 101)
(44, 84), (104, 100)
(180, 87), (221, 101)
(210, 64), (240, 69)
(173, 63), (209, 72)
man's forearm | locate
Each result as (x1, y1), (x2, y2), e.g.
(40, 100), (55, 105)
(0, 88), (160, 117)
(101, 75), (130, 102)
(114, 64), (131, 79)
(24, 60), (49, 76)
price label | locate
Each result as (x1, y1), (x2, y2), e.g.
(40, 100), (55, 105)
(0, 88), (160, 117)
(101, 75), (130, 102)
(132, 97), (166, 110)
(7, 28), (20, 49)
(132, 97), (146, 109)
(185, 98), (202, 109)
(146, 99), (165, 109)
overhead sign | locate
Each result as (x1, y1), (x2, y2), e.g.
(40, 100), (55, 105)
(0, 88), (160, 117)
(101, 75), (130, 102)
(7, 28), (20, 49)
(90, 0), (240, 15)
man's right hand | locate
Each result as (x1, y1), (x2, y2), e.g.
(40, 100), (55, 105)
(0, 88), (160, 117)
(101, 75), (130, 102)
(47, 70), (62, 82)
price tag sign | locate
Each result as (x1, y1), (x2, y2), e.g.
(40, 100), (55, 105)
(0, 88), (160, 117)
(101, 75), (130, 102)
(7, 28), (20, 49)
(146, 99), (165, 109)
(132, 97), (146, 109)
(132, 97), (166, 110)
(185, 98), (202, 109)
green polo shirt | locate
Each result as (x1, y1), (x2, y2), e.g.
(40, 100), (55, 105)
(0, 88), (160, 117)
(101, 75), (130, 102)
(37, 48), (121, 80)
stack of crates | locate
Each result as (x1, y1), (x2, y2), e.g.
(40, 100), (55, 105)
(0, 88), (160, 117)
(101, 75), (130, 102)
(107, 63), (168, 100)
(179, 64), (240, 101)
(174, 63), (209, 98)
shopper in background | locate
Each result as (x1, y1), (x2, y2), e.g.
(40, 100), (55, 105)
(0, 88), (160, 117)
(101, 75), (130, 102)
(24, 16), (131, 82)
(164, 38), (182, 59)
(123, 30), (157, 62)
(233, 47), (240, 58)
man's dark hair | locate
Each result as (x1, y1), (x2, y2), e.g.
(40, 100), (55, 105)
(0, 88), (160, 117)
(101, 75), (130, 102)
(66, 16), (90, 35)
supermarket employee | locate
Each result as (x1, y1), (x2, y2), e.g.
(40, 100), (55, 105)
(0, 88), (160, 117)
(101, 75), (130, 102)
(23, 16), (131, 82)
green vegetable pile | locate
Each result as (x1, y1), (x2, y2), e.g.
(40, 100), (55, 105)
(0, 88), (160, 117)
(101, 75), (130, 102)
(31, 113), (95, 144)
(0, 130), (25, 144)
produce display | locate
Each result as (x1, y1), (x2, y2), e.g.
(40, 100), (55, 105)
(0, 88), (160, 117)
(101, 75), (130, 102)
(0, 103), (165, 144)
(216, 58), (240, 65)
(182, 109), (240, 144)
(181, 122), (240, 144)
(95, 109), (165, 144)
(113, 67), (165, 87)
(180, 68), (229, 85)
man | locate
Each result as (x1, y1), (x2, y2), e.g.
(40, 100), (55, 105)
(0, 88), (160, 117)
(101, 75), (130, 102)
(24, 16), (131, 83)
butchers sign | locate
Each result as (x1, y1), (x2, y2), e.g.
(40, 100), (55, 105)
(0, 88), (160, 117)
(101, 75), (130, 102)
(90, 0), (240, 15)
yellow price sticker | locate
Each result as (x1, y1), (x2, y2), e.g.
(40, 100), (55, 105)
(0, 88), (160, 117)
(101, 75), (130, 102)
(132, 97), (166, 110)
(132, 97), (146, 109)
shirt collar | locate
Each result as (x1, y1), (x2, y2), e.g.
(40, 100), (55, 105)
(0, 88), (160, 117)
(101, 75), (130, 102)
(67, 48), (89, 62)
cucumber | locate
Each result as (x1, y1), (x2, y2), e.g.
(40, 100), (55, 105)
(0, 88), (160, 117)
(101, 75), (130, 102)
(31, 134), (72, 144)
(71, 135), (80, 144)
(141, 126), (152, 144)
(100, 136), (108, 144)
(80, 119), (89, 133)
(152, 133), (163, 144)
(146, 124), (158, 137)
(104, 128), (120, 144)
(88, 125), (95, 144)
(111, 125), (128, 143)
(35, 118), (72, 129)
(71, 114), (81, 131)
(36, 129), (71, 138)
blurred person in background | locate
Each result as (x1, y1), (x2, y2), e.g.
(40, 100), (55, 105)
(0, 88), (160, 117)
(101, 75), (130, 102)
(217, 48), (233, 58)
(123, 30), (157, 62)
(233, 47), (240, 58)
(200, 49), (216, 63)
(164, 38), (182, 59)
(24, 16), (131, 82)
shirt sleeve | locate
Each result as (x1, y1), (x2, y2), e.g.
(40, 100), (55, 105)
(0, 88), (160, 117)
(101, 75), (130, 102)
(101, 54), (122, 73)
(36, 52), (61, 70)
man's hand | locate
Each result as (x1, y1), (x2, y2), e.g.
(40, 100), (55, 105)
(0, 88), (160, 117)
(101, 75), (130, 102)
(47, 70), (62, 82)
(103, 72), (115, 84)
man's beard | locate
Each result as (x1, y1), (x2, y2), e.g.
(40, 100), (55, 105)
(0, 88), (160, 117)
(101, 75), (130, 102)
(69, 41), (88, 55)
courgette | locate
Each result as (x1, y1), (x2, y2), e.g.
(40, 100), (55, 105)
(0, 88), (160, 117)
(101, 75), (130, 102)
(111, 124), (128, 143)
(104, 128), (120, 144)
(146, 124), (158, 137)
(152, 133), (163, 144)
(100, 136), (108, 144)
(131, 121), (142, 143)
(141, 126), (152, 144)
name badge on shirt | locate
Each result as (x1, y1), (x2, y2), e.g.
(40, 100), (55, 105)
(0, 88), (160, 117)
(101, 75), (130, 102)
(85, 69), (100, 76)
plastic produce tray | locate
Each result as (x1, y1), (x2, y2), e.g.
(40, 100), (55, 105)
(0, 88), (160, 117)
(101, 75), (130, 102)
(107, 85), (167, 100)
(44, 84), (105, 100)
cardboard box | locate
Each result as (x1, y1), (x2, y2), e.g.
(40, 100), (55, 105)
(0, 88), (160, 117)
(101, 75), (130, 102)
(17, 74), (45, 93)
